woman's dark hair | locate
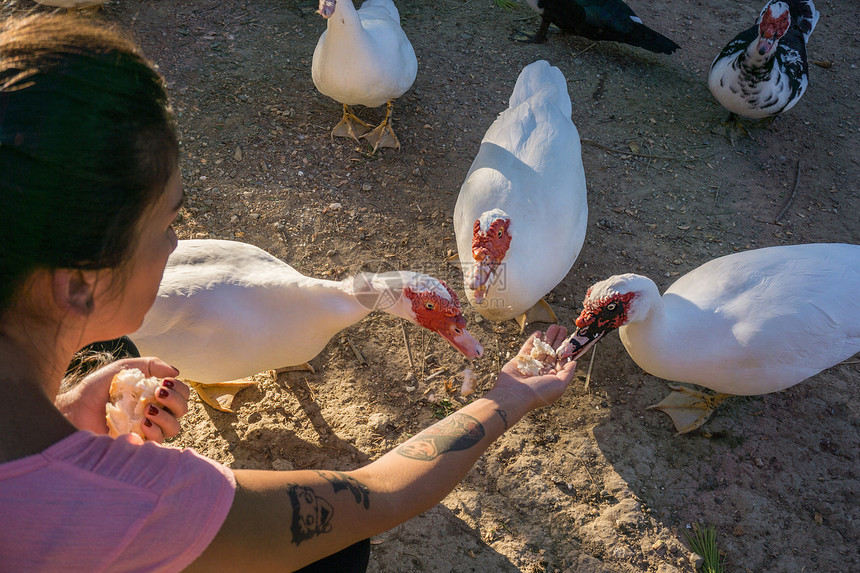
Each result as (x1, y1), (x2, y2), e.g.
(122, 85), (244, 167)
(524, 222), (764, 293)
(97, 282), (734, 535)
(0, 13), (178, 314)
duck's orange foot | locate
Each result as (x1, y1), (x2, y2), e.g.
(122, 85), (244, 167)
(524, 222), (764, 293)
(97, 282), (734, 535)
(332, 104), (372, 142)
(646, 384), (732, 435)
(187, 378), (258, 413)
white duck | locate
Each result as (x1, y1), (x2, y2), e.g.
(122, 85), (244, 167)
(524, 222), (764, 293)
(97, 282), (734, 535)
(311, 0), (417, 152)
(559, 243), (860, 434)
(131, 240), (483, 389)
(453, 60), (588, 328)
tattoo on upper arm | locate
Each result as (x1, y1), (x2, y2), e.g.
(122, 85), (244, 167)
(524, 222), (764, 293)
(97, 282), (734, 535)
(495, 408), (508, 430)
(394, 412), (486, 461)
(287, 484), (333, 545)
(314, 470), (370, 509)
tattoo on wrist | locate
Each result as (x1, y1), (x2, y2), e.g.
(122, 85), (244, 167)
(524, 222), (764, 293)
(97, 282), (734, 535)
(495, 408), (509, 430)
(287, 484), (333, 545)
(314, 470), (370, 509)
(394, 412), (486, 461)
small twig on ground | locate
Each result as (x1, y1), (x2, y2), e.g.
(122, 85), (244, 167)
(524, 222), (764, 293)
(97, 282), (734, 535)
(581, 139), (675, 160)
(399, 319), (415, 374)
(347, 338), (367, 365)
(420, 328), (427, 381)
(578, 452), (597, 487)
(571, 42), (598, 59)
(774, 158), (803, 223)
(754, 217), (781, 226)
(424, 368), (447, 383)
(584, 343), (597, 392)
(671, 226), (692, 247)
(303, 377), (316, 402)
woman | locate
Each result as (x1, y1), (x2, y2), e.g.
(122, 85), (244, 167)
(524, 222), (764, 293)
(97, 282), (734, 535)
(0, 13), (577, 572)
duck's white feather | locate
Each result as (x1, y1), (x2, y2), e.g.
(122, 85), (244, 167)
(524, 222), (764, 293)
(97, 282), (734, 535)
(311, 0), (417, 108)
(601, 244), (860, 395)
(454, 60), (587, 320)
(131, 240), (463, 382)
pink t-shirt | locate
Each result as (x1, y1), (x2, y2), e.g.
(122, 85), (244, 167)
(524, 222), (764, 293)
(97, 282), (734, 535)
(0, 431), (235, 572)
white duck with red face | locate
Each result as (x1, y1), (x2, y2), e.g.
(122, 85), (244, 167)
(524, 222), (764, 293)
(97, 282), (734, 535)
(560, 243), (860, 433)
(453, 60), (588, 324)
(131, 239), (482, 384)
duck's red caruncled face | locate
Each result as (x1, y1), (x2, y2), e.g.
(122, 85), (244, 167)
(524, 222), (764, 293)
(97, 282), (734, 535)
(404, 283), (484, 359)
(468, 217), (511, 303)
(757, 4), (790, 54)
(576, 290), (636, 330)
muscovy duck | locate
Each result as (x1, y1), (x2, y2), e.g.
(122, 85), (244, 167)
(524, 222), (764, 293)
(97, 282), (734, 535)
(131, 240), (483, 388)
(708, 0), (819, 121)
(518, 0), (680, 54)
(453, 60), (588, 328)
(558, 244), (860, 434)
(312, 0), (417, 152)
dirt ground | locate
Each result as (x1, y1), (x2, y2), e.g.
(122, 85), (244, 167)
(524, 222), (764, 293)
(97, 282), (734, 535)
(5, 0), (858, 570)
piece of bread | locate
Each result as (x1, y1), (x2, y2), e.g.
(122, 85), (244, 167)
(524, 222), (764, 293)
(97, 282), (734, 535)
(105, 368), (161, 438)
(515, 337), (558, 376)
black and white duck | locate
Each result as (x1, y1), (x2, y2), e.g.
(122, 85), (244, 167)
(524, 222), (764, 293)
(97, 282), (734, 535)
(708, 0), (819, 123)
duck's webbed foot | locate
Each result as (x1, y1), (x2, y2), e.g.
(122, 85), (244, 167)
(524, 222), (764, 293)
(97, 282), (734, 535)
(187, 378), (258, 413)
(332, 104), (372, 142)
(646, 383), (733, 435)
(514, 298), (558, 332)
(361, 100), (401, 153)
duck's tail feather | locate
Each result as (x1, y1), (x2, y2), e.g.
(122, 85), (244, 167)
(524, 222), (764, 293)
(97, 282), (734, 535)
(508, 60), (572, 117)
(623, 23), (681, 54)
(793, 0), (820, 43)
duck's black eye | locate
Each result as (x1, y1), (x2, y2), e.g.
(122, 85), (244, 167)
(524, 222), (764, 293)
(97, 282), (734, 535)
(497, 229), (503, 238)
(425, 302), (435, 310)
(606, 302), (617, 311)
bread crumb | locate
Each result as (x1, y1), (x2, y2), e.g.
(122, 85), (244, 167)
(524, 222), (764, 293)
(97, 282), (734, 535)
(460, 368), (477, 396)
(516, 355), (544, 377)
(531, 337), (556, 359)
(105, 368), (161, 439)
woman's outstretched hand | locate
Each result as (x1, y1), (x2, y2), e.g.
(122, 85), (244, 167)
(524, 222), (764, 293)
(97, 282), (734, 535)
(492, 324), (578, 413)
(56, 357), (189, 443)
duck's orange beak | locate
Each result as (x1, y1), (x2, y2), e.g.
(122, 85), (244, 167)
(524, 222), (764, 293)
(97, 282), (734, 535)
(436, 322), (484, 359)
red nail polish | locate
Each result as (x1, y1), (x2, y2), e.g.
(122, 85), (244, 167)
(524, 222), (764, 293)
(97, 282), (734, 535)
(143, 419), (153, 427)
(162, 379), (175, 389)
(157, 388), (169, 399)
(148, 404), (159, 416)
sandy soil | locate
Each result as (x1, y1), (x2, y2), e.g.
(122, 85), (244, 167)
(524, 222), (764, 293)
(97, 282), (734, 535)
(5, 0), (858, 571)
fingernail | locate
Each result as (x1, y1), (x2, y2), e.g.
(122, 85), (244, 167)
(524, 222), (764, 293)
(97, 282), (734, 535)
(162, 379), (175, 389)
(148, 404), (159, 416)
(157, 388), (169, 399)
(143, 419), (153, 427)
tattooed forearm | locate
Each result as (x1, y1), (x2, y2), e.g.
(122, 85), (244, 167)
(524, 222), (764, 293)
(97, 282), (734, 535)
(395, 412), (486, 461)
(314, 470), (371, 509)
(495, 408), (508, 430)
(287, 484), (334, 545)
